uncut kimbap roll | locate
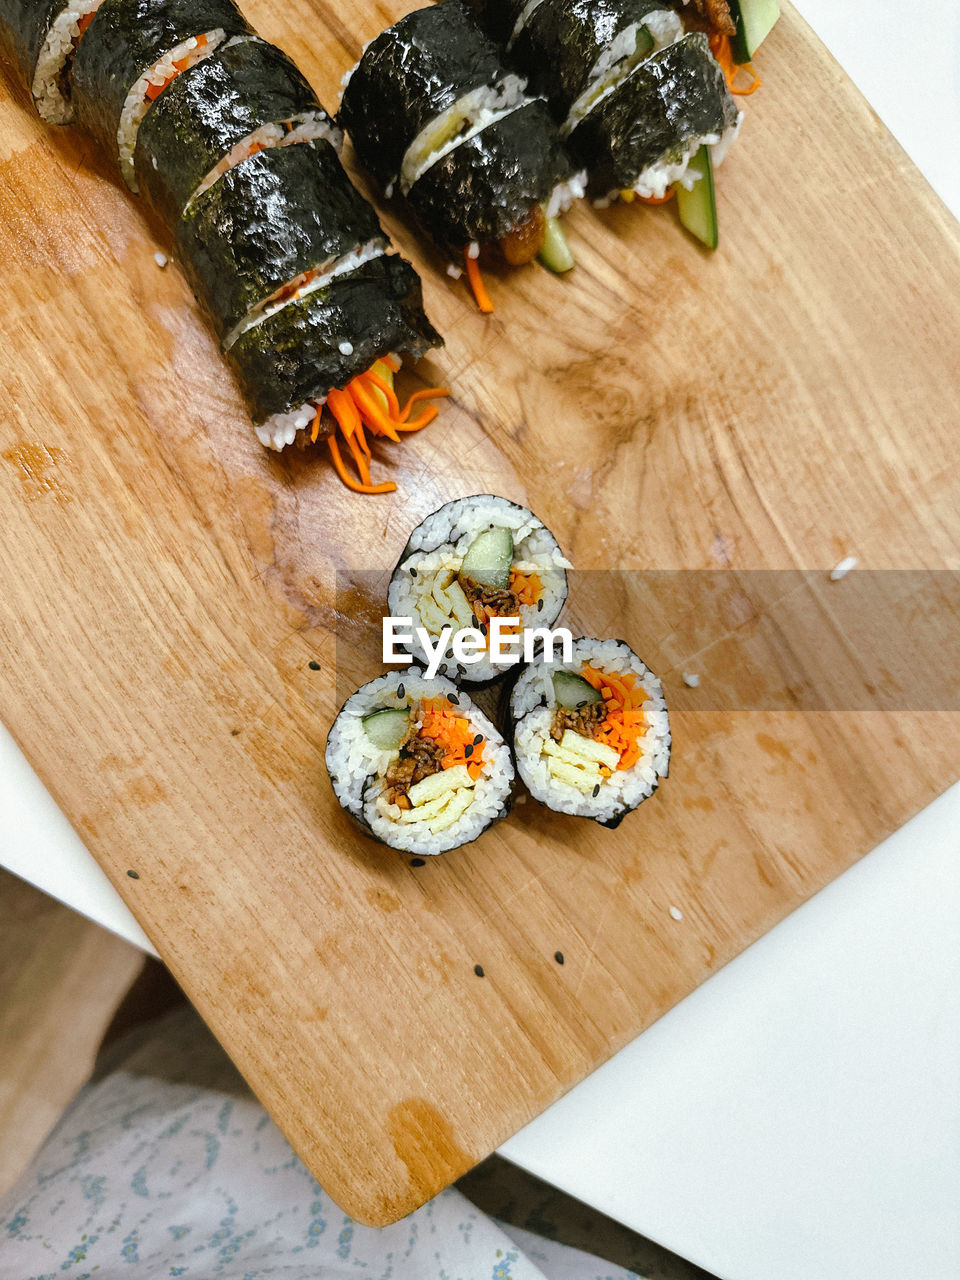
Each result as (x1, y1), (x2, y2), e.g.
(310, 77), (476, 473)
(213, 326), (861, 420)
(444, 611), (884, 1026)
(70, 0), (253, 188)
(326, 668), (513, 855)
(387, 495), (570, 684)
(338, 0), (585, 289)
(510, 637), (670, 827)
(228, 253), (442, 452)
(134, 35), (341, 226)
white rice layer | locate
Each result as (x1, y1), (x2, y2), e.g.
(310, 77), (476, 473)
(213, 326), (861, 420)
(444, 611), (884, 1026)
(254, 398), (324, 452)
(187, 111), (342, 210)
(597, 112), (743, 204)
(31, 0), (103, 124)
(511, 638), (670, 824)
(224, 238), (388, 351)
(544, 170), (587, 218)
(325, 668), (513, 855)
(400, 75), (528, 196)
(387, 496), (571, 684)
(118, 29), (226, 190)
(561, 11), (684, 138)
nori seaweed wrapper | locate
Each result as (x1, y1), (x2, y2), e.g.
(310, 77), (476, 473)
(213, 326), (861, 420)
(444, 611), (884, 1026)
(228, 254), (442, 423)
(512, 0), (666, 115)
(568, 32), (737, 194)
(71, 0), (251, 161)
(0, 0), (66, 97)
(407, 98), (575, 253)
(462, 0), (525, 46)
(135, 36), (338, 226)
(338, 0), (506, 190)
(175, 139), (385, 346)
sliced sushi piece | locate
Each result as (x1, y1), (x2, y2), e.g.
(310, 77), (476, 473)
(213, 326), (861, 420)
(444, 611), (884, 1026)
(70, 0), (253, 189)
(568, 32), (740, 202)
(134, 36), (341, 226)
(226, 254), (442, 455)
(175, 139), (387, 348)
(387, 495), (571, 685)
(512, 0), (683, 134)
(510, 637), (670, 827)
(339, 0), (584, 295)
(326, 668), (513, 855)
(0, 0), (106, 123)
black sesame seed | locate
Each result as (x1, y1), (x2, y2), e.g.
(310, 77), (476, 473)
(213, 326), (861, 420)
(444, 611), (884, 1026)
(471, 615), (480, 629)
(473, 964), (485, 978)
(127, 869), (140, 879)
(308, 660), (321, 671)
(457, 664), (466, 675)
(464, 744), (473, 758)
(537, 598), (544, 612)
(554, 951), (565, 965)
(592, 784), (600, 797)
(410, 566), (417, 577)
(410, 857), (426, 867)
(473, 733), (483, 745)
(397, 683), (405, 699)
(448, 693), (459, 705)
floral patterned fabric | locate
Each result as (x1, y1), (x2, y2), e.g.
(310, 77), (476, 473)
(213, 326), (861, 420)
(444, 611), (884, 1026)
(0, 1009), (640, 1280)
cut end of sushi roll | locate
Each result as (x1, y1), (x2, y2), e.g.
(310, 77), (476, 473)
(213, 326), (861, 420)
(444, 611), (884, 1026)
(31, 0), (104, 124)
(511, 638), (670, 826)
(326, 668), (513, 855)
(117, 27), (230, 189)
(387, 496), (571, 683)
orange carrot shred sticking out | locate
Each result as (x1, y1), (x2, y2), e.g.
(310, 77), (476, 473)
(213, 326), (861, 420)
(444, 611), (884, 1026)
(709, 33), (762, 95)
(464, 250), (494, 313)
(327, 436), (396, 495)
(311, 360), (449, 492)
(580, 664), (649, 770)
(509, 568), (542, 607)
(326, 387), (361, 440)
(638, 188), (676, 206)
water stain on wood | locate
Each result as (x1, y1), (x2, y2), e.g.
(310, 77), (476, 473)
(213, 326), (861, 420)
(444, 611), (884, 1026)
(388, 1098), (472, 1200)
(2, 443), (72, 503)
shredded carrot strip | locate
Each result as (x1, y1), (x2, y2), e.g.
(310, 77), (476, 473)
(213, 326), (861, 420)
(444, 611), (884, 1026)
(309, 358), (448, 493)
(326, 387), (361, 440)
(326, 436), (396, 495)
(580, 663), (650, 770)
(418, 697), (485, 776)
(638, 188), (677, 206)
(362, 368), (402, 418)
(710, 33), (762, 95)
(394, 405), (439, 434)
(509, 568), (542, 608)
(464, 250), (494, 313)
(398, 386), (450, 423)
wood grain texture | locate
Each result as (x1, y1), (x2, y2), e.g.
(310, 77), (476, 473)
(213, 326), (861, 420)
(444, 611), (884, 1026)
(1, 1), (959, 1225)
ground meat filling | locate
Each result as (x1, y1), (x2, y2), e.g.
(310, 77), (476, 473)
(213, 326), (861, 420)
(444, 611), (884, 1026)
(550, 700), (607, 743)
(459, 575), (521, 622)
(672, 0), (736, 37)
(383, 717), (445, 802)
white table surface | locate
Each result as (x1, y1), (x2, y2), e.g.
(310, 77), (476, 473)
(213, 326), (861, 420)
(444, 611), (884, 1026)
(3, 4), (959, 1277)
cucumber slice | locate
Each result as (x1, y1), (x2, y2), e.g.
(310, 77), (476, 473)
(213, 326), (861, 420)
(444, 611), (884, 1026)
(459, 527), (514, 590)
(676, 146), (718, 251)
(537, 215), (576, 274)
(362, 708), (410, 751)
(729, 0), (780, 64)
(552, 671), (604, 710)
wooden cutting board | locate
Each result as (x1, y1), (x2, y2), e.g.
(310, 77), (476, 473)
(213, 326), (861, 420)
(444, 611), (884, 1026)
(2, 0), (959, 1226)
